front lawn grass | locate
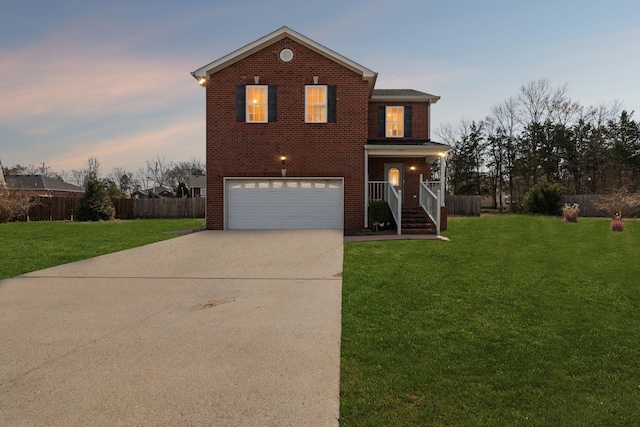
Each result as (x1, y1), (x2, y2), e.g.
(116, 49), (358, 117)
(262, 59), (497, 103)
(341, 215), (640, 426)
(0, 219), (204, 280)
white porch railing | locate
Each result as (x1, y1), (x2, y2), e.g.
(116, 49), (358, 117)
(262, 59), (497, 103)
(419, 174), (441, 235)
(368, 181), (402, 235)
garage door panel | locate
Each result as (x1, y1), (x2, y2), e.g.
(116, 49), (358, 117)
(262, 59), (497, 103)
(226, 179), (343, 230)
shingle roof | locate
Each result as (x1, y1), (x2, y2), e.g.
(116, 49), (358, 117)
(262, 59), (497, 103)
(5, 175), (84, 192)
(371, 89), (440, 103)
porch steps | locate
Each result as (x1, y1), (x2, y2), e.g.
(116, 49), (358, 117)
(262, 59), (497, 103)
(401, 207), (437, 235)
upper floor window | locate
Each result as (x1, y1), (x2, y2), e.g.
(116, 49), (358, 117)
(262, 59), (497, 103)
(306, 86), (327, 123)
(247, 85), (268, 123)
(236, 85), (277, 123)
(386, 106), (404, 137)
(377, 105), (412, 138)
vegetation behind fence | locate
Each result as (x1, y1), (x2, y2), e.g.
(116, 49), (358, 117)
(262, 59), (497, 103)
(24, 197), (205, 221)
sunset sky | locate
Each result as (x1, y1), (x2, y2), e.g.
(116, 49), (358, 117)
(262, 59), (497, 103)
(2, 0), (639, 176)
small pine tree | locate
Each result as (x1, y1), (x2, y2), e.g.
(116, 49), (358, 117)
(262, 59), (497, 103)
(76, 178), (115, 221)
(176, 182), (190, 198)
(524, 179), (564, 215)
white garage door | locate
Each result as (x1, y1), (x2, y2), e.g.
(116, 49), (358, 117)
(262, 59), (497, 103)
(226, 179), (343, 229)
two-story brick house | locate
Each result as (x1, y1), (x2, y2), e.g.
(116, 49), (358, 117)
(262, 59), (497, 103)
(192, 27), (449, 234)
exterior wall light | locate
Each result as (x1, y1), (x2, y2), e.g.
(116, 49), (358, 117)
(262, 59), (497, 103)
(198, 77), (208, 86)
(409, 166), (416, 171)
(280, 156), (287, 177)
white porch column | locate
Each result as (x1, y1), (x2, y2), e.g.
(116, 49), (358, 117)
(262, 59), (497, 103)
(364, 146), (369, 228)
(439, 153), (446, 207)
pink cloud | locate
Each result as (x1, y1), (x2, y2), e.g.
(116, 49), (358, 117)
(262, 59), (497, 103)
(0, 34), (199, 124)
(47, 115), (205, 173)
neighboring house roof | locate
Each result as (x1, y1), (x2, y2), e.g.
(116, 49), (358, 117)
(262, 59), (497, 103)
(5, 175), (84, 193)
(132, 186), (176, 197)
(191, 26), (378, 94)
(370, 89), (440, 103)
(188, 174), (206, 188)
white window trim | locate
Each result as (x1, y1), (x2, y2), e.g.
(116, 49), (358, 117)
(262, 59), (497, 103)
(246, 85), (268, 123)
(305, 85), (328, 123)
(386, 106), (404, 138)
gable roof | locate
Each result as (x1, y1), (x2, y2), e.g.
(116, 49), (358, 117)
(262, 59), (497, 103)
(370, 89), (440, 103)
(5, 175), (84, 193)
(192, 26), (378, 92)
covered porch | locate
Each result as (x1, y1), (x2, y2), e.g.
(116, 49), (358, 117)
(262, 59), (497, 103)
(364, 142), (450, 235)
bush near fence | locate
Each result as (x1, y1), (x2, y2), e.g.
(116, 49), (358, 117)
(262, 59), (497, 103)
(561, 195), (623, 217)
(22, 197), (205, 221)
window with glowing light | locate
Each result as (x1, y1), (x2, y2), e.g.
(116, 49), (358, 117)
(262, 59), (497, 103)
(386, 106), (404, 137)
(388, 168), (400, 186)
(305, 85), (327, 123)
(246, 85), (267, 123)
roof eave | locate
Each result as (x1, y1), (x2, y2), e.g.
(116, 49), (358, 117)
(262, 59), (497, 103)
(369, 95), (441, 104)
(365, 143), (452, 157)
(191, 26), (377, 86)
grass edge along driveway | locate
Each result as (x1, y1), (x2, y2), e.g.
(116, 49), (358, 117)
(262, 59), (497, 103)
(341, 215), (640, 426)
(0, 219), (204, 280)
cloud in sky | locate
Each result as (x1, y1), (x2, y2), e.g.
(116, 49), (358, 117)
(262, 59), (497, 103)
(47, 115), (204, 173)
(0, 20), (205, 174)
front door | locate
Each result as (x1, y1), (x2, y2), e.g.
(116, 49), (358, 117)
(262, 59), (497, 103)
(384, 163), (404, 204)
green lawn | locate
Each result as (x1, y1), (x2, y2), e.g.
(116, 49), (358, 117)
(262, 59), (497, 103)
(0, 219), (204, 280)
(2, 216), (638, 425)
(341, 215), (640, 426)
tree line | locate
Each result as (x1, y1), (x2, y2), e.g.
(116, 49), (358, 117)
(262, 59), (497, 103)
(2, 157), (205, 198)
(438, 78), (640, 210)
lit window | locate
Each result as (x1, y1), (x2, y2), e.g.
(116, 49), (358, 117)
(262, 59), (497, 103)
(306, 85), (327, 123)
(386, 106), (404, 137)
(247, 85), (267, 123)
(388, 168), (400, 186)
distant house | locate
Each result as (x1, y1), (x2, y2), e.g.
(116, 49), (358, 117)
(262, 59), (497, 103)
(131, 186), (176, 199)
(189, 174), (206, 198)
(4, 175), (84, 197)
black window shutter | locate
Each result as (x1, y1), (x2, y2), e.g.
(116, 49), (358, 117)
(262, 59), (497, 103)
(378, 106), (386, 137)
(404, 106), (412, 138)
(268, 85), (277, 122)
(236, 85), (246, 122)
(327, 85), (337, 123)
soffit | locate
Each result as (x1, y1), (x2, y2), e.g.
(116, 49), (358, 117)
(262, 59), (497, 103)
(365, 143), (451, 157)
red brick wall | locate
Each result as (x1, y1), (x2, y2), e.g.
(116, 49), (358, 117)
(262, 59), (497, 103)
(205, 38), (370, 231)
(367, 102), (429, 141)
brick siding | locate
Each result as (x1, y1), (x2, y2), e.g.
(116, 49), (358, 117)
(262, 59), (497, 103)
(205, 37), (369, 232)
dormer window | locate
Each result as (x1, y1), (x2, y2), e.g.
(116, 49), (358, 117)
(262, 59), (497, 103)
(386, 107), (404, 137)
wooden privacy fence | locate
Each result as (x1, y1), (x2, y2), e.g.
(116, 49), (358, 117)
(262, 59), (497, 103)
(132, 198), (206, 218)
(446, 195), (481, 216)
(561, 195), (608, 217)
(24, 197), (205, 221)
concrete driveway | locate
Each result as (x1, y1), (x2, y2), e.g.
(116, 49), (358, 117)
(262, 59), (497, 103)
(0, 229), (343, 426)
